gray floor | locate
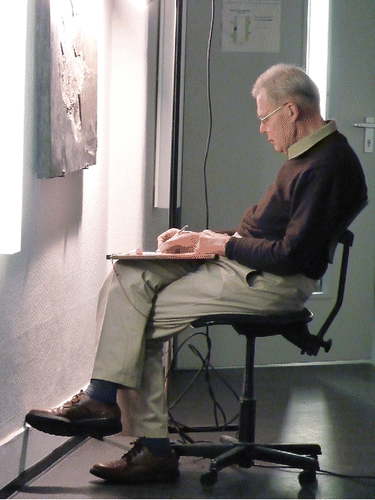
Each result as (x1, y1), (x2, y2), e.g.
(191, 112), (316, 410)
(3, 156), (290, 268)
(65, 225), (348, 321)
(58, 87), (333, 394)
(6, 363), (375, 499)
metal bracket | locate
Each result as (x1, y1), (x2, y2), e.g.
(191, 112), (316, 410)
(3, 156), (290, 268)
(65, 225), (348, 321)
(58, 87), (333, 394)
(352, 117), (374, 153)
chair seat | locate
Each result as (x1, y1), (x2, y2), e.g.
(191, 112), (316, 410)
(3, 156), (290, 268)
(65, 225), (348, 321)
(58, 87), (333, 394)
(191, 307), (313, 328)
(191, 308), (328, 354)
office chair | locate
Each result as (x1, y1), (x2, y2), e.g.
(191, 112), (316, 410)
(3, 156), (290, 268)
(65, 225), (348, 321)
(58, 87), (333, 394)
(170, 227), (359, 488)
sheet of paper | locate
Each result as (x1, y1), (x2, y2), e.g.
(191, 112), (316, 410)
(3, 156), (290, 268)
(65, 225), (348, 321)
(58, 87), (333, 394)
(222, 0), (281, 53)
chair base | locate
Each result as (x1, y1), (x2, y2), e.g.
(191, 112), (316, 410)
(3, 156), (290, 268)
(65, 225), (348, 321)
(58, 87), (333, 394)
(172, 437), (321, 488)
(172, 314), (327, 489)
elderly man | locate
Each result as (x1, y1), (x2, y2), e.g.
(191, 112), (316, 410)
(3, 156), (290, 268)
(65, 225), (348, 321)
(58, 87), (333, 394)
(26, 64), (367, 484)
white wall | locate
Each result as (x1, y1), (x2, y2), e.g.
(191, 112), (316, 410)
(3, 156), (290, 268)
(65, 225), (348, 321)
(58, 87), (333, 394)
(106, 1), (148, 255)
(0, 0), (155, 488)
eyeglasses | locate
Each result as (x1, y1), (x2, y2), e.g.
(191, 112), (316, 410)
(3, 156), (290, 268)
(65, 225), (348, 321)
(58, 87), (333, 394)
(259, 103), (288, 124)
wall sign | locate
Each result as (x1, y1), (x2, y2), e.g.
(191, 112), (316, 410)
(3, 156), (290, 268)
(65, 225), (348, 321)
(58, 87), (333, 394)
(222, 0), (281, 53)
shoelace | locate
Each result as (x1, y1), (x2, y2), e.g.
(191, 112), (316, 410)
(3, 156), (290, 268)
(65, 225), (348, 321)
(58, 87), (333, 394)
(62, 390), (85, 408)
(121, 438), (144, 461)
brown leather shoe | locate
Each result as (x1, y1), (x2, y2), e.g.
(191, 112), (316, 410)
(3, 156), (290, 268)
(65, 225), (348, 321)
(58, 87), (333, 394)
(25, 391), (122, 438)
(90, 438), (180, 483)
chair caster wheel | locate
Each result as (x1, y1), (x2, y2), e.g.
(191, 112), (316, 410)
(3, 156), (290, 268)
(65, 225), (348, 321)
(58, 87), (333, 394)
(200, 470), (218, 488)
(298, 469), (316, 487)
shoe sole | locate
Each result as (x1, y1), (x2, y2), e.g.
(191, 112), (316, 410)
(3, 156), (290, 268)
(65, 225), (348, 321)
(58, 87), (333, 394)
(89, 466), (180, 484)
(25, 414), (122, 438)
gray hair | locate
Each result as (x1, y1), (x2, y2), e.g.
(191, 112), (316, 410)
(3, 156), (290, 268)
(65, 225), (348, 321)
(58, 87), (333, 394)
(252, 64), (320, 113)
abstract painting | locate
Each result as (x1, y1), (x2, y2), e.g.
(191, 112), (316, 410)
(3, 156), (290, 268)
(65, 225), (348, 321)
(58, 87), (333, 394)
(36, 0), (98, 178)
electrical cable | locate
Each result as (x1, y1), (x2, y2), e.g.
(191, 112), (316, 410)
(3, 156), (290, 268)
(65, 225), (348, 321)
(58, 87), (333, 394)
(167, 332), (213, 409)
(318, 469), (375, 481)
(166, 328), (240, 442)
(110, 260), (150, 319)
(202, 0), (215, 229)
(188, 342), (228, 428)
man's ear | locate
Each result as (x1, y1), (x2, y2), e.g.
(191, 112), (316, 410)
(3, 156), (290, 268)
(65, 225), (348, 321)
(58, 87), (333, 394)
(287, 102), (299, 123)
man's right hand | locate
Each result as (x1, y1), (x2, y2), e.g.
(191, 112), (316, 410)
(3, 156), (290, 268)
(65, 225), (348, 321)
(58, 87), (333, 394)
(157, 228), (181, 248)
(157, 229), (200, 254)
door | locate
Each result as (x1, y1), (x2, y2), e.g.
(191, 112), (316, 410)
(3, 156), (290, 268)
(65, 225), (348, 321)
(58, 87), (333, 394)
(320, 0), (375, 363)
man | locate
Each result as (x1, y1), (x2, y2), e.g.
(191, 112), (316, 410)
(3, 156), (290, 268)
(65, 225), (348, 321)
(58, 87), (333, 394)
(26, 64), (367, 484)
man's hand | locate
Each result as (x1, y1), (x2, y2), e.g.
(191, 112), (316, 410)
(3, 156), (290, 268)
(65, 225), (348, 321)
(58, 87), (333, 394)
(194, 230), (231, 256)
(157, 228), (180, 248)
(157, 228), (231, 255)
(157, 229), (200, 254)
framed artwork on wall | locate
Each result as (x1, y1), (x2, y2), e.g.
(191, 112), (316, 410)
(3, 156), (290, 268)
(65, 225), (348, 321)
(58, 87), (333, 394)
(36, 0), (98, 178)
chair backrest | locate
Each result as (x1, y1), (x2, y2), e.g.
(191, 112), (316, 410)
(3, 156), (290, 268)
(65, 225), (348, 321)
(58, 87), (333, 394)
(317, 199), (368, 341)
(316, 229), (353, 341)
(286, 201), (368, 355)
(280, 227), (355, 356)
(327, 199), (368, 263)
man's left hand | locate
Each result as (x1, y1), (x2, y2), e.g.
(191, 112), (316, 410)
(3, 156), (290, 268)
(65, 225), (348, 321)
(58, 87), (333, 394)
(194, 230), (231, 256)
